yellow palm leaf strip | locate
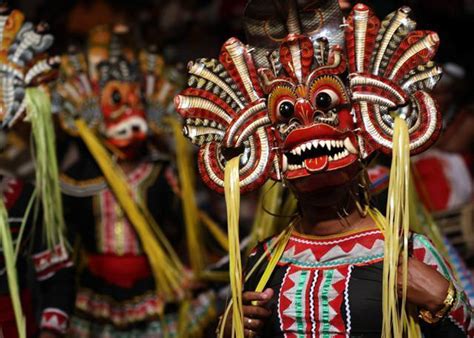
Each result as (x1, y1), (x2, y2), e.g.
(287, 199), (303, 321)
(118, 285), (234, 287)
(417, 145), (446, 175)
(217, 223), (294, 338)
(167, 117), (205, 274)
(367, 208), (386, 232)
(383, 117), (414, 337)
(248, 181), (284, 256)
(0, 199), (26, 338)
(369, 206), (423, 336)
(253, 224), (293, 300)
(219, 301), (232, 338)
(407, 305), (423, 337)
(138, 205), (184, 271)
(26, 88), (66, 249)
(199, 270), (230, 282)
(13, 189), (37, 261)
(74, 118), (184, 302)
(199, 211), (229, 251)
(178, 298), (191, 338)
(224, 156), (244, 338)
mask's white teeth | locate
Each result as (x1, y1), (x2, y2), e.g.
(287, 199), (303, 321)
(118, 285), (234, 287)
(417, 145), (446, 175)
(327, 140), (332, 150)
(329, 155), (334, 161)
(306, 141), (313, 151)
(291, 148), (297, 155)
(282, 154), (288, 173)
(331, 140), (336, 147)
(301, 143), (307, 152)
(312, 140), (319, 148)
(296, 146), (302, 156)
(343, 137), (358, 154)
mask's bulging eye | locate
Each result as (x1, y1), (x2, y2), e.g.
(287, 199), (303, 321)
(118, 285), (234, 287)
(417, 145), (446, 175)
(315, 89), (339, 110)
(278, 100), (295, 119)
(112, 89), (122, 105)
(268, 85), (297, 123)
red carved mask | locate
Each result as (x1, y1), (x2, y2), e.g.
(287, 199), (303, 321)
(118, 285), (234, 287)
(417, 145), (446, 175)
(176, 2), (441, 194)
(100, 81), (148, 159)
(265, 35), (359, 181)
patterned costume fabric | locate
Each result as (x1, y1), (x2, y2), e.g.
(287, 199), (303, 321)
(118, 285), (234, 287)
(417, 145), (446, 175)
(61, 153), (215, 337)
(245, 228), (473, 337)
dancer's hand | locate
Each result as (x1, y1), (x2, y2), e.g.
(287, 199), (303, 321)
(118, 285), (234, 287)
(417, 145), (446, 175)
(397, 257), (450, 313)
(242, 288), (274, 337)
(221, 288), (274, 337)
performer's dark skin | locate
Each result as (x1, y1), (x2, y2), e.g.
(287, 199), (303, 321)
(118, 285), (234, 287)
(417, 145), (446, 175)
(225, 162), (450, 337)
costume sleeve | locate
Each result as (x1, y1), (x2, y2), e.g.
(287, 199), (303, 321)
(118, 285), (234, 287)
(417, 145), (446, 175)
(31, 222), (75, 336)
(412, 233), (474, 337)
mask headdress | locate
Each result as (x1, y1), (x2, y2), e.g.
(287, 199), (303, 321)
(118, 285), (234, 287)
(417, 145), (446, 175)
(139, 44), (183, 133)
(0, 7), (57, 127)
(345, 4), (442, 158)
(54, 25), (139, 134)
(175, 0), (347, 194)
(243, 0), (344, 69)
(0, 6), (64, 338)
(96, 28), (139, 87)
(175, 42), (275, 194)
(54, 45), (101, 133)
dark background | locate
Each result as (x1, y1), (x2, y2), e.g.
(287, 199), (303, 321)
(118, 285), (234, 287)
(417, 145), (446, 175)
(4, 0), (474, 101)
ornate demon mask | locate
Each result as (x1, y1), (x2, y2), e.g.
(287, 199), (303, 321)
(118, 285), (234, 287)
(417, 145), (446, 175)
(175, 0), (442, 194)
(55, 25), (167, 160)
(96, 57), (147, 158)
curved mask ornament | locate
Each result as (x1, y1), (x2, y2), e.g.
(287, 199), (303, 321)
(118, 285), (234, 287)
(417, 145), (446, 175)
(175, 0), (442, 194)
(0, 6), (58, 127)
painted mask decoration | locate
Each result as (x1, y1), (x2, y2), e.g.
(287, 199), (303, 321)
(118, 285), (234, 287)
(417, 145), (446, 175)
(55, 25), (166, 160)
(0, 6), (58, 127)
(96, 58), (148, 158)
(175, 0), (442, 194)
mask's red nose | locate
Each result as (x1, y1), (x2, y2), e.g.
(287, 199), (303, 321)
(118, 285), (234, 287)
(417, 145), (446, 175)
(294, 98), (314, 125)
